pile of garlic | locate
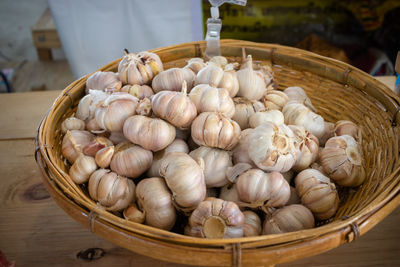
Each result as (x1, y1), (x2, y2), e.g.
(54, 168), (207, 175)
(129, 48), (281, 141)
(61, 50), (366, 239)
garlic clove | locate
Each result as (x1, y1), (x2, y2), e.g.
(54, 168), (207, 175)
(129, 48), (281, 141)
(135, 97), (152, 116)
(184, 58), (206, 74)
(121, 84), (154, 99)
(232, 97), (265, 130)
(69, 154), (98, 184)
(289, 125), (319, 172)
(61, 117), (85, 134)
(62, 130), (95, 164)
(123, 203), (145, 224)
(283, 86), (316, 112)
(195, 64), (225, 88)
(263, 90), (289, 111)
(83, 136), (113, 157)
(86, 118), (103, 133)
(76, 90), (109, 122)
(95, 145), (115, 169)
(209, 56), (228, 68)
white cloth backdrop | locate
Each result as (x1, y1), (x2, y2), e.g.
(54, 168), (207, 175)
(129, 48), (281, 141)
(48, 0), (203, 78)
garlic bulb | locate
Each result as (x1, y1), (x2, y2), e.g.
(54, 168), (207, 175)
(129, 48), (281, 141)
(136, 177), (177, 230)
(236, 169), (290, 208)
(334, 120), (360, 140)
(135, 97), (152, 116)
(236, 55), (267, 100)
(248, 122), (297, 172)
(110, 142), (153, 178)
(189, 146), (232, 187)
(120, 84), (154, 99)
(209, 56), (228, 67)
(248, 109), (284, 128)
(263, 90), (289, 111)
(320, 135), (365, 187)
(319, 121), (335, 146)
(95, 145), (114, 169)
(109, 131), (128, 145)
(147, 139), (189, 177)
(220, 64), (240, 97)
(189, 84), (235, 117)
(287, 186), (301, 205)
(123, 203), (145, 224)
(88, 169), (135, 211)
(191, 112), (241, 150)
(159, 152), (206, 211)
(289, 125), (319, 172)
(69, 154), (98, 184)
(76, 90), (109, 122)
(263, 204), (315, 234)
(283, 86), (316, 111)
(151, 81), (197, 128)
(283, 102), (325, 140)
(186, 198), (244, 238)
(295, 169), (339, 220)
(94, 93), (138, 132)
(231, 97), (264, 129)
(86, 71), (122, 93)
(118, 51), (163, 85)
(232, 129), (255, 166)
(219, 183), (240, 203)
(123, 115), (176, 151)
(62, 130), (94, 164)
(243, 210), (262, 237)
(152, 67), (195, 93)
(83, 136), (113, 157)
(61, 117), (85, 134)
(184, 58), (206, 74)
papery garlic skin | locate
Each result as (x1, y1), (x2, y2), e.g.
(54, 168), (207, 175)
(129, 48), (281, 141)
(237, 55), (267, 100)
(151, 82), (197, 128)
(232, 97), (264, 129)
(86, 71), (122, 93)
(334, 120), (360, 140)
(236, 169), (290, 208)
(69, 154), (98, 184)
(220, 183), (241, 203)
(320, 135), (365, 187)
(123, 203), (145, 224)
(95, 145), (114, 169)
(118, 51), (163, 85)
(249, 109), (284, 128)
(147, 139), (189, 177)
(283, 102), (325, 140)
(189, 146), (232, 187)
(263, 204), (315, 234)
(263, 90), (289, 111)
(61, 117), (85, 134)
(289, 125), (319, 172)
(95, 93), (138, 132)
(184, 58), (206, 74)
(187, 197), (244, 239)
(110, 142), (153, 178)
(232, 129), (255, 166)
(136, 177), (177, 230)
(76, 90), (109, 122)
(284, 86), (316, 111)
(123, 115), (176, 152)
(152, 68), (195, 93)
(121, 84), (154, 99)
(189, 84), (235, 118)
(62, 130), (94, 164)
(295, 169), (339, 220)
(191, 112), (241, 150)
(249, 122), (297, 172)
(88, 169), (135, 211)
(243, 210), (262, 237)
(159, 152), (206, 211)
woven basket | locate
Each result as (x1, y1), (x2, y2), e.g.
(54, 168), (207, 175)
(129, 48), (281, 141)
(35, 40), (400, 266)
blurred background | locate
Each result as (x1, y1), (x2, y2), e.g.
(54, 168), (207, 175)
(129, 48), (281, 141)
(0, 0), (399, 93)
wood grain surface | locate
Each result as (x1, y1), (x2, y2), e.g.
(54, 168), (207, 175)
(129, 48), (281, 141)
(0, 76), (398, 266)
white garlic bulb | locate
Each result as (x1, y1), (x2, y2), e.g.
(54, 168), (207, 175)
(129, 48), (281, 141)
(151, 81), (197, 128)
(289, 125), (319, 172)
(283, 102), (325, 140)
(219, 183), (240, 203)
(189, 84), (235, 118)
(243, 210), (262, 237)
(61, 117), (85, 134)
(120, 84), (154, 99)
(69, 154), (98, 184)
(186, 198), (244, 238)
(184, 58), (206, 74)
(232, 129), (256, 166)
(62, 130), (94, 164)
(284, 86), (316, 111)
(236, 169), (290, 208)
(232, 97), (264, 129)
(236, 55), (267, 100)
(189, 146), (232, 187)
(76, 90), (109, 122)
(118, 51), (163, 85)
(263, 204), (315, 234)
(263, 90), (289, 111)
(136, 177), (177, 230)
(86, 71), (122, 93)
(334, 120), (360, 140)
(95, 93), (138, 132)
(320, 135), (365, 187)
(147, 139), (189, 177)
(159, 152), (206, 211)
(88, 169), (135, 211)
(123, 203), (145, 224)
(248, 109), (284, 128)
(191, 112), (241, 150)
(123, 115), (176, 152)
(209, 56), (228, 67)
(110, 142), (153, 178)
(248, 122), (297, 172)
(152, 67), (195, 93)
(295, 169), (339, 220)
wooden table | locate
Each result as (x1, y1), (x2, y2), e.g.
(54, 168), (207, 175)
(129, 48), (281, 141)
(1, 77), (399, 266)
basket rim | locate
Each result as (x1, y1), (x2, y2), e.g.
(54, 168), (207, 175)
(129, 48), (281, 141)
(36, 39), (400, 248)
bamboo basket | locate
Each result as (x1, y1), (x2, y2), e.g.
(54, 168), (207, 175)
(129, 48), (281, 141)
(35, 40), (400, 266)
